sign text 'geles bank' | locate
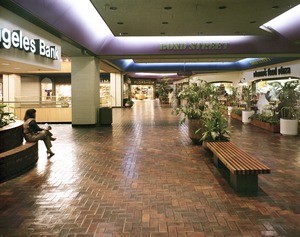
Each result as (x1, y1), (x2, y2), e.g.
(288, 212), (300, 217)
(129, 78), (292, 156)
(0, 28), (59, 60)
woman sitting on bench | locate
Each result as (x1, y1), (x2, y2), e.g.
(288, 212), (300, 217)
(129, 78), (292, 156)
(23, 109), (56, 158)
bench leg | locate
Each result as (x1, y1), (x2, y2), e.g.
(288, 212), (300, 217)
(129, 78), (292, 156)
(230, 173), (258, 193)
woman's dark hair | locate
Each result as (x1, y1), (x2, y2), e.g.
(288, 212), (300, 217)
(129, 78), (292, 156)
(23, 109), (37, 121)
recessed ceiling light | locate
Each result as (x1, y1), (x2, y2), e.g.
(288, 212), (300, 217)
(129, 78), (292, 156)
(117, 22), (124, 25)
(206, 21), (213, 24)
(121, 32), (128, 35)
(2, 63), (10, 66)
(218, 6), (227, 10)
(161, 32), (166, 35)
(14, 67), (21, 70)
(164, 6), (172, 10)
(162, 22), (169, 24)
(109, 6), (117, 10)
(250, 21), (256, 23)
(272, 5), (279, 9)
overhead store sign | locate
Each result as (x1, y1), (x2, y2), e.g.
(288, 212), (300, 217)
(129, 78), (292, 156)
(253, 66), (291, 78)
(160, 42), (229, 51)
(0, 27), (59, 60)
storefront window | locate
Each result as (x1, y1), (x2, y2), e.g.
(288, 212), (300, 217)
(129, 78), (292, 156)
(41, 78), (53, 101)
(254, 77), (299, 101)
(100, 73), (111, 107)
(56, 84), (71, 107)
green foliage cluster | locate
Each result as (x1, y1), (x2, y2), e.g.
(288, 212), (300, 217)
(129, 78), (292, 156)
(250, 113), (279, 125)
(200, 103), (230, 142)
(0, 104), (15, 128)
(241, 85), (253, 111)
(157, 80), (170, 103)
(174, 80), (215, 123)
(272, 80), (300, 119)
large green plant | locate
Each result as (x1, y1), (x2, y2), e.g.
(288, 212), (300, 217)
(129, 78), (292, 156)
(241, 85), (253, 111)
(157, 80), (170, 103)
(0, 104), (15, 128)
(227, 86), (239, 106)
(273, 80), (300, 119)
(174, 80), (214, 123)
(200, 104), (230, 142)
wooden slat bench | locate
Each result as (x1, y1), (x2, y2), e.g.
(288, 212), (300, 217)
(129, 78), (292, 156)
(206, 141), (271, 193)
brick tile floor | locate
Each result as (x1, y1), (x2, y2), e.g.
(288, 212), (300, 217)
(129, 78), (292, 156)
(0, 100), (299, 236)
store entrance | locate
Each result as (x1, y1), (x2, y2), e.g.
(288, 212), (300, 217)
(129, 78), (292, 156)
(132, 85), (154, 100)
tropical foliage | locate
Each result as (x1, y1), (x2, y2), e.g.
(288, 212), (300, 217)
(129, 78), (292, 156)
(241, 85), (253, 111)
(200, 104), (230, 142)
(174, 80), (215, 123)
(272, 80), (300, 119)
(157, 79), (170, 103)
(0, 104), (15, 128)
(250, 113), (279, 125)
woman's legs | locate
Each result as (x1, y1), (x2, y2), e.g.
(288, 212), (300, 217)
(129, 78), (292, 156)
(34, 130), (55, 157)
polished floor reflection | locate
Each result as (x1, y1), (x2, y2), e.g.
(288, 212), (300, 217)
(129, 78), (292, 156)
(0, 100), (299, 237)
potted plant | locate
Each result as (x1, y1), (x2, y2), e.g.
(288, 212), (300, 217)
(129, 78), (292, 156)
(125, 99), (134, 108)
(241, 85), (254, 124)
(157, 79), (170, 104)
(124, 87), (134, 108)
(200, 103), (231, 146)
(274, 80), (300, 135)
(250, 111), (280, 133)
(0, 104), (15, 128)
(174, 80), (214, 144)
(226, 86), (239, 116)
(58, 96), (70, 108)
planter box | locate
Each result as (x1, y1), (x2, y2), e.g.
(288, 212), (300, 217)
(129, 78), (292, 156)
(230, 113), (242, 121)
(250, 119), (280, 133)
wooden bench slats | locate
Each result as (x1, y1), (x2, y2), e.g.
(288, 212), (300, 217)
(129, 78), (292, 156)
(206, 142), (271, 175)
(212, 142), (269, 173)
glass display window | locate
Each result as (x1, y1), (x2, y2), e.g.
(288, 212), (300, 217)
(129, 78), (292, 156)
(41, 78), (53, 101)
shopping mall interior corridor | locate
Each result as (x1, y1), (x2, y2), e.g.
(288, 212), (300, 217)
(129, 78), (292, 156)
(0, 100), (299, 236)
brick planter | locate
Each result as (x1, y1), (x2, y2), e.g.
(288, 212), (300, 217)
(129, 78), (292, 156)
(0, 142), (38, 182)
(250, 119), (280, 133)
(230, 113), (242, 122)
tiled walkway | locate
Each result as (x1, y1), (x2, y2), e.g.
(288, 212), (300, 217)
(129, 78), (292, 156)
(0, 100), (299, 237)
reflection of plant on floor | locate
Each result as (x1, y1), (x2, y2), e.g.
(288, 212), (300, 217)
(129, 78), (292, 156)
(0, 104), (15, 128)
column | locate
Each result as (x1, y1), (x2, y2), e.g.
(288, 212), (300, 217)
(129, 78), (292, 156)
(71, 57), (100, 125)
(110, 73), (123, 107)
(3, 74), (21, 107)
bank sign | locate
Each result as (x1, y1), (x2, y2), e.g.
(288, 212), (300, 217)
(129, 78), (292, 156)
(0, 27), (59, 60)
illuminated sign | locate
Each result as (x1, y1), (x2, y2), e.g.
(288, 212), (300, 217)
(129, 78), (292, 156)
(0, 28), (59, 60)
(253, 66), (291, 78)
(160, 42), (229, 51)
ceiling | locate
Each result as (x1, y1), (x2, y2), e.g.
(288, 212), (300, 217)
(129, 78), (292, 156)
(1, 0), (300, 76)
(92, 0), (298, 37)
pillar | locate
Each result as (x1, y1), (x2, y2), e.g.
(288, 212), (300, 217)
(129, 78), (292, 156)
(71, 57), (100, 125)
(110, 73), (123, 107)
(3, 74), (21, 108)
